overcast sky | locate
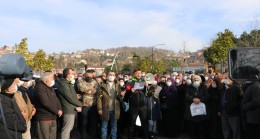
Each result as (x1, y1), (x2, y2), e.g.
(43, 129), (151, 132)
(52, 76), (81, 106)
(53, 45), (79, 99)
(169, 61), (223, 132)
(0, 0), (260, 53)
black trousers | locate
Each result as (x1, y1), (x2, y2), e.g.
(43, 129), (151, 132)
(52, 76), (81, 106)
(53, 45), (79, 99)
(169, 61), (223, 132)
(79, 106), (98, 139)
(128, 106), (147, 139)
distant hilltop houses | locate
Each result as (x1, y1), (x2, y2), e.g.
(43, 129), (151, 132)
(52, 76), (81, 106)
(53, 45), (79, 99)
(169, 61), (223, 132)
(0, 46), (208, 73)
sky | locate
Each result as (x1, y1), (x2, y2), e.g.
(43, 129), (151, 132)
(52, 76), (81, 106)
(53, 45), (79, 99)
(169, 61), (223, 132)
(0, 0), (260, 54)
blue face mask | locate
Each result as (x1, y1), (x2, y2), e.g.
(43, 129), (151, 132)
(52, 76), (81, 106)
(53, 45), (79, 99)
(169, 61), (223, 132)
(193, 82), (200, 88)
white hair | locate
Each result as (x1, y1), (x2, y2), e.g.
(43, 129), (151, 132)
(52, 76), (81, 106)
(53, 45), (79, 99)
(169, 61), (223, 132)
(40, 72), (54, 82)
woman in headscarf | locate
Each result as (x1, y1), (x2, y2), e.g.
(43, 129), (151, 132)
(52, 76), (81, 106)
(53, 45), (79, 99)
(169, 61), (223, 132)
(159, 78), (178, 137)
(184, 75), (209, 139)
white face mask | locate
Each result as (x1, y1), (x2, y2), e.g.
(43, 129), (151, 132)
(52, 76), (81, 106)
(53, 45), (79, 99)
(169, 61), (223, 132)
(17, 81), (24, 87)
(153, 80), (158, 85)
(223, 79), (229, 85)
(166, 81), (172, 86)
(175, 79), (180, 84)
(120, 82), (124, 86)
(49, 80), (55, 87)
(108, 76), (115, 82)
(27, 81), (33, 88)
(205, 77), (209, 81)
(186, 79), (192, 85)
(78, 77), (82, 81)
(183, 76), (187, 80)
(13, 85), (18, 93)
(70, 75), (76, 84)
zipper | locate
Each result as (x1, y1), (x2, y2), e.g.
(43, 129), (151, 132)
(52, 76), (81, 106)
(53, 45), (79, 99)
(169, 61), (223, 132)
(150, 97), (152, 120)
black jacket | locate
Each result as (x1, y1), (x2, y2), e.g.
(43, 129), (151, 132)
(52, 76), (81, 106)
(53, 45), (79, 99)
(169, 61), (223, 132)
(184, 85), (209, 121)
(34, 81), (62, 121)
(125, 80), (146, 108)
(242, 81), (260, 124)
(0, 93), (27, 139)
(220, 84), (243, 116)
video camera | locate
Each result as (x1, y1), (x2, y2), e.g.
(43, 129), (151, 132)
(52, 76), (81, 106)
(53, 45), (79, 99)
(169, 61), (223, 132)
(0, 53), (33, 81)
(228, 47), (260, 81)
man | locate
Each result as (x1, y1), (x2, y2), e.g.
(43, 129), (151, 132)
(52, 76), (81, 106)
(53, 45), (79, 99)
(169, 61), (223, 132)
(77, 69), (99, 139)
(125, 68), (148, 139)
(241, 67), (260, 139)
(220, 73), (243, 139)
(97, 71), (121, 139)
(34, 72), (62, 139)
(0, 77), (27, 139)
(16, 79), (36, 139)
(57, 68), (82, 139)
(208, 66), (216, 78)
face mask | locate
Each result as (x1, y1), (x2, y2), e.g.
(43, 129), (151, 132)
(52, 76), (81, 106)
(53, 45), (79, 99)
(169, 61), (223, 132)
(108, 76), (115, 82)
(183, 76), (187, 80)
(124, 78), (129, 81)
(211, 76), (214, 79)
(12, 85), (18, 93)
(85, 76), (92, 82)
(70, 79), (76, 84)
(223, 79), (229, 85)
(172, 76), (176, 80)
(153, 80), (158, 85)
(18, 81), (24, 87)
(186, 79), (192, 85)
(78, 77), (82, 81)
(142, 73), (146, 77)
(49, 80), (55, 87)
(166, 81), (172, 86)
(175, 79), (180, 84)
(193, 81), (200, 88)
(27, 81), (33, 88)
(205, 77), (209, 81)
(211, 83), (217, 88)
(70, 75), (75, 84)
(120, 82), (124, 86)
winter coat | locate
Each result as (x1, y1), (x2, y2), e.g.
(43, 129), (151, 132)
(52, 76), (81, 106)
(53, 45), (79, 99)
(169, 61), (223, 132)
(34, 81), (62, 121)
(0, 93), (27, 139)
(125, 79), (147, 108)
(97, 81), (121, 120)
(220, 84), (243, 116)
(18, 86), (35, 121)
(57, 78), (82, 114)
(159, 85), (178, 109)
(242, 81), (260, 124)
(77, 78), (98, 107)
(184, 84), (209, 121)
(146, 96), (161, 120)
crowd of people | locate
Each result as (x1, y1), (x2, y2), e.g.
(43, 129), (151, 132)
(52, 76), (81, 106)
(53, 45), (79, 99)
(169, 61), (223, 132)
(1, 65), (260, 139)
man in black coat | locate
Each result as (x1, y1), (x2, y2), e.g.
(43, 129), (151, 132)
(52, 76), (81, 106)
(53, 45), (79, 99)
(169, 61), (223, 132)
(0, 78), (27, 139)
(242, 81), (260, 139)
(125, 68), (148, 139)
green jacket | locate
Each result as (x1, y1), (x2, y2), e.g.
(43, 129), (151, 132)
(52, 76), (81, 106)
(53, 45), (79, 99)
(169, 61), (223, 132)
(57, 78), (82, 114)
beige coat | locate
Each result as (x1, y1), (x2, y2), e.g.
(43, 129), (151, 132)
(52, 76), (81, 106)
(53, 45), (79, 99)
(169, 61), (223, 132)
(14, 91), (34, 122)
(97, 81), (121, 121)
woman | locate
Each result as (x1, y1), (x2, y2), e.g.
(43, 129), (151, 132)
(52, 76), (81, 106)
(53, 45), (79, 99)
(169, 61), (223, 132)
(185, 75), (209, 139)
(159, 78), (178, 137)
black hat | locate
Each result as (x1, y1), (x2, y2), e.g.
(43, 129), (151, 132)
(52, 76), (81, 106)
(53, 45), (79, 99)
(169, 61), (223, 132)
(1, 78), (16, 92)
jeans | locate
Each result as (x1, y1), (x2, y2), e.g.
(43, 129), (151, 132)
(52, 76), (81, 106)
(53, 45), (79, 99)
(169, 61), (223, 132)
(101, 111), (117, 139)
(148, 120), (157, 133)
(61, 114), (76, 139)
